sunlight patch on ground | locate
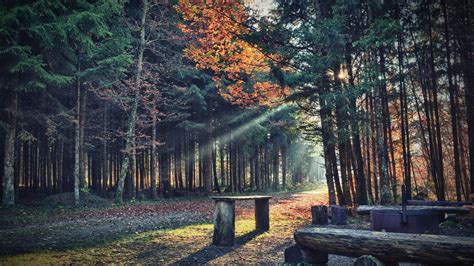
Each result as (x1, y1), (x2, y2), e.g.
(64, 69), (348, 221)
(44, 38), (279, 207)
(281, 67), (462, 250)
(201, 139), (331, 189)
(298, 187), (327, 195)
(0, 191), (328, 264)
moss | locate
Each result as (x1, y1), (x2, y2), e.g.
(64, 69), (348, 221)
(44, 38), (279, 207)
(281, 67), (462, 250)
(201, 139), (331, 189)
(439, 220), (462, 229)
(166, 223), (213, 237)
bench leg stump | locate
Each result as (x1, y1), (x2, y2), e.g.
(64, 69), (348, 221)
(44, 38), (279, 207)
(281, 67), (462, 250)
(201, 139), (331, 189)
(213, 200), (235, 246)
(330, 205), (347, 225)
(284, 244), (328, 265)
(311, 205), (329, 225)
(354, 255), (385, 266)
(255, 199), (270, 231)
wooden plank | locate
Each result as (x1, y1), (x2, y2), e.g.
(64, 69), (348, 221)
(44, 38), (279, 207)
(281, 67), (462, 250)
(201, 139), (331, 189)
(210, 195), (272, 201)
(294, 227), (474, 265)
(407, 200), (471, 206)
(357, 205), (469, 215)
(255, 198), (270, 231)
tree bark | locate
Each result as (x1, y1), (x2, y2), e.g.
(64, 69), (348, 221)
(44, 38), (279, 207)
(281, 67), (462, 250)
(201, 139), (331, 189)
(2, 92), (18, 206)
(295, 227), (474, 265)
(282, 144), (287, 191)
(376, 49), (393, 205)
(102, 101), (108, 195)
(442, 0), (463, 201)
(319, 92), (337, 205)
(79, 88), (87, 189)
(73, 75), (81, 205)
(115, 0), (148, 202)
(203, 120), (212, 193)
(272, 136), (279, 191)
(150, 116), (157, 199)
(345, 42), (367, 205)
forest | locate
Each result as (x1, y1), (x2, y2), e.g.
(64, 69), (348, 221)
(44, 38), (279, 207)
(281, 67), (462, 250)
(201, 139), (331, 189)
(0, 0), (473, 264)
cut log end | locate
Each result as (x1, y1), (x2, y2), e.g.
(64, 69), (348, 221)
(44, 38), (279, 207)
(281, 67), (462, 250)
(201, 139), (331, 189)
(311, 205), (328, 225)
(284, 244), (328, 264)
(354, 255), (385, 266)
(330, 205), (347, 225)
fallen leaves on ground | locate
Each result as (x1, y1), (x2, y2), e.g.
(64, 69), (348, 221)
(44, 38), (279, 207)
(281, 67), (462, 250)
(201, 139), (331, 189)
(0, 189), (329, 264)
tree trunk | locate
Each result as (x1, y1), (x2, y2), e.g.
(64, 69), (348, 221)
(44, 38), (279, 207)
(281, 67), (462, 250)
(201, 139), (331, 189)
(79, 88), (87, 189)
(272, 136), (279, 191)
(396, 12), (412, 199)
(102, 102), (108, 195)
(220, 142), (225, 188)
(335, 85), (349, 205)
(443, 0), (463, 201)
(455, 1), (474, 198)
(319, 91), (337, 205)
(345, 42), (368, 205)
(115, 0), (148, 203)
(2, 92), (18, 206)
(370, 93), (379, 202)
(73, 76), (81, 205)
(428, 3), (445, 200)
(282, 144), (287, 191)
(376, 49), (392, 204)
(150, 116), (158, 199)
(203, 121), (212, 193)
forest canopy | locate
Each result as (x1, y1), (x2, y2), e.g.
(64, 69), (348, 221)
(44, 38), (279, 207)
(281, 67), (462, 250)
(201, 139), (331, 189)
(0, 0), (473, 207)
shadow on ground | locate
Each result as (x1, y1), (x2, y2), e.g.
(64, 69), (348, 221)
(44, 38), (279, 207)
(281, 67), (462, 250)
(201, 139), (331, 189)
(171, 230), (264, 265)
(0, 216), (207, 257)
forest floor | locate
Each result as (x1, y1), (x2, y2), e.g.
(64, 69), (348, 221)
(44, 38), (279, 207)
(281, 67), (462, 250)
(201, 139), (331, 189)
(0, 188), (358, 264)
(1, 189), (473, 264)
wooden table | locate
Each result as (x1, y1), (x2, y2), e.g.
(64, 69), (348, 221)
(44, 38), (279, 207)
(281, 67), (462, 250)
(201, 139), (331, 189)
(356, 205), (470, 215)
(210, 195), (271, 246)
(407, 200), (471, 206)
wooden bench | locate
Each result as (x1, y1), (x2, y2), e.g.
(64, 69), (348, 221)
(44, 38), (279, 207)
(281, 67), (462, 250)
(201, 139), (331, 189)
(294, 227), (474, 265)
(356, 205), (470, 215)
(210, 195), (271, 246)
(407, 199), (471, 206)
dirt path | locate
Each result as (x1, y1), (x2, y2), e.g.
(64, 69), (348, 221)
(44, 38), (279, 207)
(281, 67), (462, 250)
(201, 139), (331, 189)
(0, 189), (352, 264)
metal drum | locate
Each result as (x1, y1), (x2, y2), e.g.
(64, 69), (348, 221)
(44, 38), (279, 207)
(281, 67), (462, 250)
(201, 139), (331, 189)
(370, 209), (440, 234)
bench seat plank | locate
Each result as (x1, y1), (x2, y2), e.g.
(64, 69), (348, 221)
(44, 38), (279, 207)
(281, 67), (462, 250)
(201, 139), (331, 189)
(407, 200), (471, 206)
(356, 205), (470, 215)
(211, 195), (272, 201)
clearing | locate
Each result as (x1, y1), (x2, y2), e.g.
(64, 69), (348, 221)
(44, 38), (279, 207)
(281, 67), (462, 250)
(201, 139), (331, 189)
(0, 188), (354, 264)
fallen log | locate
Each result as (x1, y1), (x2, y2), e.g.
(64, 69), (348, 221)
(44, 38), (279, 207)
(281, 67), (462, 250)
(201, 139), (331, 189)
(356, 205), (469, 215)
(294, 227), (474, 265)
(407, 200), (471, 206)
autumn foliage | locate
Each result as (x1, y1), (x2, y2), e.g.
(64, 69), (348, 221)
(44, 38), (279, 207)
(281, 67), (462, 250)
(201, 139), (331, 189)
(176, 0), (288, 106)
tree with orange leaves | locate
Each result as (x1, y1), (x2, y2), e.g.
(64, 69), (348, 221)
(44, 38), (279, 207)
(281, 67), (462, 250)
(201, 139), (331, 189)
(176, 0), (288, 106)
